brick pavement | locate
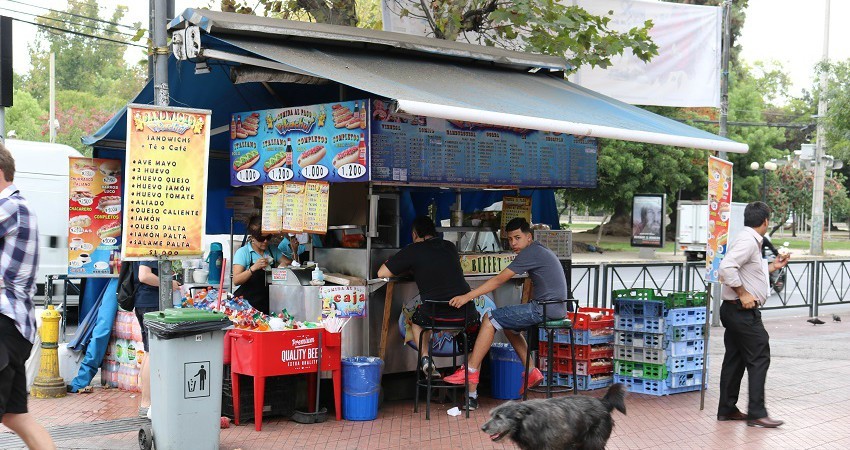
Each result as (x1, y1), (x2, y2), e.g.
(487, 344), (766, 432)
(2, 306), (849, 449)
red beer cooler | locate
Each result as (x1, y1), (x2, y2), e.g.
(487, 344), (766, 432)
(229, 328), (342, 430)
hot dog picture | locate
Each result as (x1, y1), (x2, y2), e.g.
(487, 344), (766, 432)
(72, 160), (96, 174)
(96, 196), (122, 211)
(263, 151), (288, 172)
(97, 221), (121, 239)
(69, 216), (92, 228)
(332, 145), (359, 169)
(233, 150), (260, 171)
(99, 161), (121, 177)
(71, 189), (94, 203)
(297, 145), (326, 167)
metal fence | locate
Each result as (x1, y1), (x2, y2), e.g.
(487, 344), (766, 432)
(567, 259), (850, 316)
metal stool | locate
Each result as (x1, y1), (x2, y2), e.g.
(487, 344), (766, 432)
(523, 299), (579, 399)
(414, 300), (471, 419)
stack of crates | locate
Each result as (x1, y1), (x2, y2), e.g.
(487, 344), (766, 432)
(612, 289), (708, 396)
(537, 307), (616, 390)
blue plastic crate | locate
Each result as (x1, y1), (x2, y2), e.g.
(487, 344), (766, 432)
(539, 373), (571, 387)
(663, 307), (707, 326)
(567, 374), (614, 391)
(614, 330), (664, 349)
(667, 370), (705, 388)
(541, 329), (614, 346)
(613, 345), (666, 364)
(613, 299), (665, 318)
(667, 354), (705, 373)
(614, 374), (705, 396)
(665, 324), (705, 342)
(614, 315), (664, 333)
(665, 338), (705, 357)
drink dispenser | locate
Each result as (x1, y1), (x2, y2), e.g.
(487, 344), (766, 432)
(206, 242), (224, 285)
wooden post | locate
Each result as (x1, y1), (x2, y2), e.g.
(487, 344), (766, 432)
(378, 281), (395, 361)
(520, 278), (533, 304)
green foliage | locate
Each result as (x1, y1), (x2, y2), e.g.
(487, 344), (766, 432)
(821, 60), (850, 162)
(5, 90), (47, 141)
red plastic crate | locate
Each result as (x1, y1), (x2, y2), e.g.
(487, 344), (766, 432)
(550, 357), (613, 376)
(568, 308), (615, 330)
(539, 342), (615, 360)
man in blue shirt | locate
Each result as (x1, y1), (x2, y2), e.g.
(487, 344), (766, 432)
(444, 218), (568, 409)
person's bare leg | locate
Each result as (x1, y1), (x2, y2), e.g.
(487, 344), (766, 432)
(2, 413), (56, 450)
(411, 324), (432, 358)
(503, 329), (529, 369)
(465, 315), (497, 392)
(139, 353), (150, 408)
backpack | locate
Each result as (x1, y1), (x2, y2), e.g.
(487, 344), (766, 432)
(116, 261), (138, 311)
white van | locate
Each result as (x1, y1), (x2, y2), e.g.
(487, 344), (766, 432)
(5, 139), (82, 294)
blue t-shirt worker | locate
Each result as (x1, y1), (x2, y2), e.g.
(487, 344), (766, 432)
(443, 217), (568, 410)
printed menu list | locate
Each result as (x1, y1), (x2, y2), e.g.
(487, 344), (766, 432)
(122, 104), (211, 259)
(501, 196), (532, 235)
(261, 183), (285, 234)
(370, 100), (597, 188)
(68, 157), (123, 276)
(262, 181), (331, 235)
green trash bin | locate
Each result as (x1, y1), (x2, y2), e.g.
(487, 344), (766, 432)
(142, 309), (230, 450)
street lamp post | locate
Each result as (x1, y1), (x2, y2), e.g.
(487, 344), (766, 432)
(750, 161), (778, 204)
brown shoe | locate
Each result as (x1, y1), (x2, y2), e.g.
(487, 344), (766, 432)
(747, 417), (784, 428)
(717, 411), (748, 421)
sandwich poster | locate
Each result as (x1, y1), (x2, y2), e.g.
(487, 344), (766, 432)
(122, 104), (211, 260)
(68, 157), (123, 276)
(706, 156), (733, 283)
(230, 99), (370, 186)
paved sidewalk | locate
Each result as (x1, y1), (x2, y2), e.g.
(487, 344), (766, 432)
(3, 306), (849, 449)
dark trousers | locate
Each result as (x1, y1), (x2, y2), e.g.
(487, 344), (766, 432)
(717, 301), (771, 419)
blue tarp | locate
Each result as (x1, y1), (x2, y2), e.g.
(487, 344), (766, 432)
(68, 279), (118, 392)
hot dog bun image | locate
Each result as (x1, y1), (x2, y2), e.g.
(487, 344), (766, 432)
(332, 145), (359, 169)
(96, 196), (122, 211)
(263, 151), (288, 173)
(72, 160), (96, 174)
(69, 215), (92, 228)
(99, 161), (121, 177)
(297, 145), (326, 167)
(97, 221), (121, 239)
(233, 150), (260, 171)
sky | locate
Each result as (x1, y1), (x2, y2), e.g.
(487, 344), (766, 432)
(4, 0), (849, 99)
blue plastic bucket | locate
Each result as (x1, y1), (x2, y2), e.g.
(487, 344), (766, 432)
(490, 343), (524, 400)
(342, 357), (383, 421)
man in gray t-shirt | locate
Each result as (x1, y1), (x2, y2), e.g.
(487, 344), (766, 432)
(443, 218), (568, 408)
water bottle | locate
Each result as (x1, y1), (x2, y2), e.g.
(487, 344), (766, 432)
(311, 266), (324, 285)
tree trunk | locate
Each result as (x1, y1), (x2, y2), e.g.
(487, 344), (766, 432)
(596, 214), (611, 247)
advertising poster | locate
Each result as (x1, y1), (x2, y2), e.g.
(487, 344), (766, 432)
(706, 156), (734, 282)
(261, 183), (285, 234)
(501, 196), (532, 235)
(230, 100), (370, 186)
(281, 182), (306, 233)
(631, 194), (665, 248)
(304, 181), (330, 234)
(320, 286), (367, 318)
(68, 157), (123, 276)
(122, 104), (210, 259)
(459, 253), (517, 275)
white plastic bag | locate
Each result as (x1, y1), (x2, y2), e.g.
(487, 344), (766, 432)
(58, 343), (85, 384)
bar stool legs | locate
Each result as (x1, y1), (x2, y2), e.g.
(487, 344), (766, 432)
(414, 325), (470, 419)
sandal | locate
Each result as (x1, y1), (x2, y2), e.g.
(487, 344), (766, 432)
(78, 386), (94, 394)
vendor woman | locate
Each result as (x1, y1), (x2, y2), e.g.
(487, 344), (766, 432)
(232, 216), (289, 314)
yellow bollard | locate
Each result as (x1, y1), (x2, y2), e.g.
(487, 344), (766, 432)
(31, 305), (67, 398)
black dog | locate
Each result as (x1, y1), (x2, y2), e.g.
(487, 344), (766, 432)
(481, 383), (627, 450)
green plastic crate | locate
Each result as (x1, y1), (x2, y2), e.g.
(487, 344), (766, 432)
(614, 359), (668, 380)
(664, 292), (707, 309)
(612, 288), (663, 302)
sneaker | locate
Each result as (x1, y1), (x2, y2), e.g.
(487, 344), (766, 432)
(460, 396), (478, 411)
(420, 356), (437, 378)
(443, 365), (479, 385)
(519, 368), (544, 395)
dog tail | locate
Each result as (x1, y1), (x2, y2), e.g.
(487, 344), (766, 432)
(602, 383), (626, 415)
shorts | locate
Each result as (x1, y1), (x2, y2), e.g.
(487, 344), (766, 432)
(0, 314), (33, 419)
(135, 306), (158, 352)
(488, 302), (544, 331)
(411, 300), (480, 330)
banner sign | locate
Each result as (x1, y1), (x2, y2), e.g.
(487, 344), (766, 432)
(230, 100), (370, 186)
(68, 157), (123, 276)
(320, 286), (367, 318)
(370, 100), (597, 187)
(122, 104), (210, 259)
(706, 156), (733, 282)
(459, 253), (517, 275)
(631, 194), (665, 248)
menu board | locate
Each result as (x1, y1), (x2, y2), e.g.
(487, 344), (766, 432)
(230, 100), (370, 186)
(501, 196), (532, 234)
(535, 230), (573, 259)
(281, 182), (306, 233)
(706, 156), (734, 283)
(370, 100), (597, 187)
(68, 157), (123, 276)
(123, 104), (210, 259)
(261, 183), (285, 234)
(304, 181), (330, 234)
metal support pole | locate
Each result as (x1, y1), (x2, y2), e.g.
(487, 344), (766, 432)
(49, 53), (55, 143)
(762, 169), (768, 203)
(699, 283), (712, 410)
(153, 0), (172, 310)
(811, 0), (830, 255)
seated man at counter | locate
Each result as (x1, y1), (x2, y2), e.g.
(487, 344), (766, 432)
(376, 216), (480, 383)
(444, 218), (568, 403)
(232, 216), (289, 314)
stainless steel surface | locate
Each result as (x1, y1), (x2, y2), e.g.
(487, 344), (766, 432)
(314, 248), (371, 279)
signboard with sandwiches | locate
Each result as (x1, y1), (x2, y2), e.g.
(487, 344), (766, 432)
(68, 157), (123, 276)
(230, 100), (370, 186)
